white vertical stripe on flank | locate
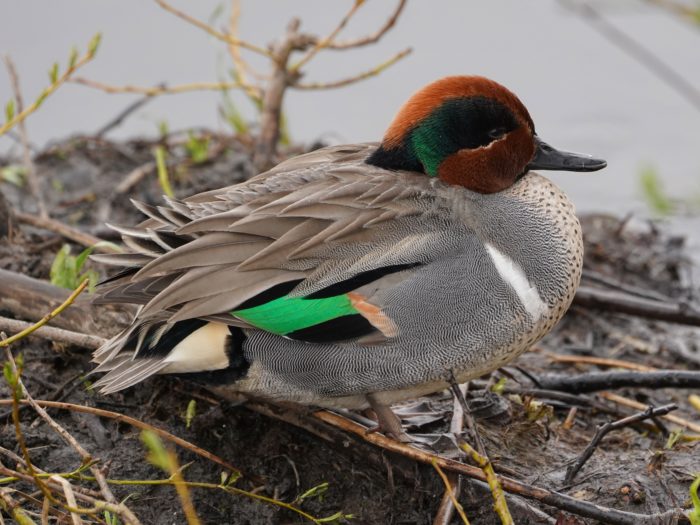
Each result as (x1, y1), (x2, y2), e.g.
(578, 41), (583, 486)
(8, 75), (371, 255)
(485, 243), (548, 321)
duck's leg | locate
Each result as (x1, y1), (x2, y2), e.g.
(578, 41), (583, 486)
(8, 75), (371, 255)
(365, 393), (411, 442)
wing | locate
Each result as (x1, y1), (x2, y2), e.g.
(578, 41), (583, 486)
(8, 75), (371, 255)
(91, 144), (460, 386)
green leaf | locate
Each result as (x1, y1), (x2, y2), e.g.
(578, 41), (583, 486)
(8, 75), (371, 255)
(279, 109), (291, 147)
(88, 33), (102, 56)
(317, 512), (354, 524)
(34, 90), (49, 110)
(1, 165), (26, 187)
(68, 46), (79, 69)
(50, 244), (75, 289)
(141, 430), (172, 472)
(219, 90), (249, 135)
(665, 429), (684, 450)
(185, 399), (197, 429)
(298, 482), (329, 503)
(639, 164), (673, 216)
(208, 3), (225, 26)
(690, 475), (700, 525)
(153, 145), (174, 198)
(75, 246), (95, 273)
(5, 99), (15, 122)
(490, 377), (507, 395)
(3, 361), (15, 386)
(185, 132), (210, 164)
(49, 62), (59, 84)
(157, 119), (170, 138)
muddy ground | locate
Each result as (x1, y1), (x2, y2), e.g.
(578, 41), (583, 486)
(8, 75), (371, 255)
(0, 133), (699, 524)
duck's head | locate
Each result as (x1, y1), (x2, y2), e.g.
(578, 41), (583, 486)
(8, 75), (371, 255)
(366, 76), (606, 193)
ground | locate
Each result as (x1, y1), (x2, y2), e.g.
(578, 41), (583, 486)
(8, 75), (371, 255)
(0, 134), (699, 524)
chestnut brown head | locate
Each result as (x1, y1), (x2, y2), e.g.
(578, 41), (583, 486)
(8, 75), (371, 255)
(366, 76), (606, 193)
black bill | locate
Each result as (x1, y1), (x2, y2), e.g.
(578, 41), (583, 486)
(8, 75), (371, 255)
(527, 136), (607, 172)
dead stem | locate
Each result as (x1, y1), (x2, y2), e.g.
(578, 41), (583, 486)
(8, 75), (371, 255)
(295, 48), (412, 90)
(432, 459), (470, 525)
(71, 77), (243, 96)
(2, 55), (47, 218)
(601, 392), (700, 433)
(152, 0), (271, 58)
(545, 353), (656, 372)
(291, 0), (367, 72)
(14, 212), (119, 253)
(0, 316), (105, 350)
(0, 280), (89, 348)
(311, 409), (683, 525)
(315, 0), (408, 50)
(564, 403), (678, 484)
(0, 399), (245, 479)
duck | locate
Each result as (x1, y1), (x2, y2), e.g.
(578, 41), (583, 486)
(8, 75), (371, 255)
(91, 75), (606, 440)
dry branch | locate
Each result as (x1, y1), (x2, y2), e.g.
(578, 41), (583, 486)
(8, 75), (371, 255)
(574, 285), (700, 327)
(535, 370), (700, 394)
(0, 399), (245, 479)
(15, 211), (119, 252)
(71, 77), (242, 96)
(0, 280), (88, 348)
(310, 410), (684, 525)
(3, 55), (47, 218)
(0, 268), (132, 335)
(0, 316), (104, 350)
(313, 0), (408, 50)
(564, 404), (678, 484)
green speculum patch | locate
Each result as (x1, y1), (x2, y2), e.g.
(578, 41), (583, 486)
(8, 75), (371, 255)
(231, 293), (358, 335)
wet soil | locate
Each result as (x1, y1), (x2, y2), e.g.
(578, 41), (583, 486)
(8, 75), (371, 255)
(0, 134), (699, 524)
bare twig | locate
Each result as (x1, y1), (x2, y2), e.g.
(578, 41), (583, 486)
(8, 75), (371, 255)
(534, 370), (700, 394)
(291, 0), (366, 72)
(574, 285), (700, 327)
(448, 374), (486, 457)
(227, 0), (263, 103)
(564, 404), (678, 484)
(311, 410), (683, 525)
(5, 352), (119, 507)
(0, 34), (101, 136)
(0, 279), (88, 348)
(600, 392), (700, 433)
(432, 459), (470, 525)
(559, 1), (700, 112)
(15, 211), (120, 252)
(95, 94), (154, 138)
(3, 55), (48, 218)
(295, 47), (412, 90)
(458, 439), (514, 525)
(48, 476), (83, 525)
(115, 162), (156, 194)
(0, 465), (141, 524)
(433, 383), (467, 525)
(0, 399), (245, 479)
(0, 316), (105, 350)
(316, 0), (408, 50)
(72, 77), (243, 96)
(153, 0), (271, 58)
(545, 353), (656, 372)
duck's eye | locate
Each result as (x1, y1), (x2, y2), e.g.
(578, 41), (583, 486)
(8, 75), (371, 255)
(488, 127), (507, 140)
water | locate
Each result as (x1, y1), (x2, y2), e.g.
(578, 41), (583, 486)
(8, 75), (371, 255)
(2, 0), (699, 261)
